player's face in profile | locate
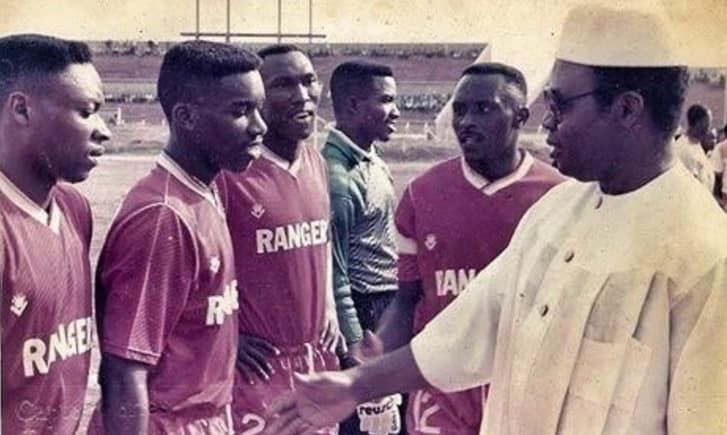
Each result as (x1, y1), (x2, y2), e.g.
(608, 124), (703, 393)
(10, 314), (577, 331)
(542, 60), (614, 181)
(452, 74), (521, 165)
(260, 51), (321, 142)
(704, 128), (718, 152)
(31, 63), (109, 183)
(358, 76), (399, 142)
(195, 70), (267, 173)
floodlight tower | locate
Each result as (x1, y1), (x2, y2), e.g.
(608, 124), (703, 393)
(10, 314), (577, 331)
(195, 0), (200, 40)
(184, 0), (324, 43)
(226, 0), (231, 42)
(309, 0), (313, 46)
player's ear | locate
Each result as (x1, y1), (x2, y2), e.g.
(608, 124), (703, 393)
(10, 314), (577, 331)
(513, 107), (529, 129)
(8, 92), (30, 125)
(612, 90), (644, 130)
(347, 96), (359, 115)
(172, 103), (197, 131)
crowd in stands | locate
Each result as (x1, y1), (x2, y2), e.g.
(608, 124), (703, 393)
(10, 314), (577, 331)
(398, 92), (450, 112)
(692, 68), (726, 86)
(101, 39), (163, 56)
(104, 88), (452, 113)
(92, 40), (483, 60)
(92, 42), (725, 87)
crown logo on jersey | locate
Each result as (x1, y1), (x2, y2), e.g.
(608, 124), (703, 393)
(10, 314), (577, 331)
(10, 294), (29, 317)
(424, 234), (437, 251)
(251, 203), (266, 219)
(209, 256), (221, 274)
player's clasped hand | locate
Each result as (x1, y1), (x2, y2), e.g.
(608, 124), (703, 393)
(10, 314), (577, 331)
(237, 334), (280, 384)
(349, 330), (384, 365)
(262, 371), (360, 435)
(356, 394), (402, 435)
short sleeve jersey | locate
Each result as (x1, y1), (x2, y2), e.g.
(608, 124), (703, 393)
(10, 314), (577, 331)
(395, 153), (563, 431)
(396, 153), (564, 332)
(96, 153), (239, 416)
(218, 144), (330, 345)
(1, 174), (94, 435)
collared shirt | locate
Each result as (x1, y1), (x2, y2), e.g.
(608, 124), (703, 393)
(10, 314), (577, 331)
(674, 135), (714, 192)
(259, 144), (304, 177)
(157, 151), (223, 212)
(411, 163), (727, 435)
(0, 170), (62, 232)
(396, 151), (564, 433)
(216, 142), (335, 347)
(0, 172), (94, 435)
(322, 128), (398, 344)
(459, 152), (536, 195)
(96, 152), (238, 423)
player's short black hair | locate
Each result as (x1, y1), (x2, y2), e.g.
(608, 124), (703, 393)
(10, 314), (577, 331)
(330, 61), (394, 115)
(590, 66), (688, 142)
(460, 62), (528, 104)
(157, 40), (261, 120)
(258, 44), (303, 59)
(686, 103), (710, 127)
(0, 34), (92, 102)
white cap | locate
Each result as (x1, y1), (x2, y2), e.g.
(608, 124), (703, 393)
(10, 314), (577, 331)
(555, 5), (683, 67)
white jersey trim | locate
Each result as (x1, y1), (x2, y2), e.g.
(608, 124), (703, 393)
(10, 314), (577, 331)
(0, 170), (62, 234)
(260, 144), (303, 177)
(396, 227), (418, 255)
(461, 151), (535, 196)
(156, 152), (222, 213)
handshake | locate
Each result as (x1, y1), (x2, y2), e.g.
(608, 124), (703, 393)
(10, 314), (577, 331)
(356, 394), (403, 435)
(262, 331), (405, 435)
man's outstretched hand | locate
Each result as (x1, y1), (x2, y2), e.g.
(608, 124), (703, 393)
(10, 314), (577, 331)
(263, 370), (360, 435)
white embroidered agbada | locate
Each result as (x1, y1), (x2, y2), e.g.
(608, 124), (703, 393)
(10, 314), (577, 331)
(411, 163), (727, 434)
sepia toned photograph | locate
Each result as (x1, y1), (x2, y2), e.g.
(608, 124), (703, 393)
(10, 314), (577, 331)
(1, 0), (727, 433)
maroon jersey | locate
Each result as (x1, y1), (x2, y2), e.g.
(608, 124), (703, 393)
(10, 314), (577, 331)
(1, 172), (94, 435)
(95, 153), (238, 430)
(218, 144), (330, 346)
(218, 144), (338, 434)
(395, 153), (563, 434)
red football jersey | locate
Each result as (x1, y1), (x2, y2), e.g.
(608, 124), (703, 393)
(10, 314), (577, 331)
(219, 144), (338, 433)
(95, 153), (239, 428)
(396, 153), (564, 434)
(1, 173), (94, 435)
(218, 143), (330, 346)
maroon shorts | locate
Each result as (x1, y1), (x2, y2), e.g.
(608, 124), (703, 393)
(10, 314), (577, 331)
(232, 342), (339, 434)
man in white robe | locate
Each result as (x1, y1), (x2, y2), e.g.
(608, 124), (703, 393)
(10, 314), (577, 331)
(263, 5), (727, 435)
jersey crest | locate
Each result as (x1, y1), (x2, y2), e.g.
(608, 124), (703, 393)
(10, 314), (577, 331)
(10, 293), (29, 317)
(424, 234), (437, 251)
(251, 203), (266, 219)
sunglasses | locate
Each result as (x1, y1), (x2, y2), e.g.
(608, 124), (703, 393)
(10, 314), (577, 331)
(543, 88), (598, 123)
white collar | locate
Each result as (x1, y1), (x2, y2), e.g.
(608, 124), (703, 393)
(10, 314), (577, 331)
(261, 144), (303, 177)
(461, 151), (535, 196)
(156, 152), (221, 210)
(0, 170), (62, 233)
(676, 135), (702, 148)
